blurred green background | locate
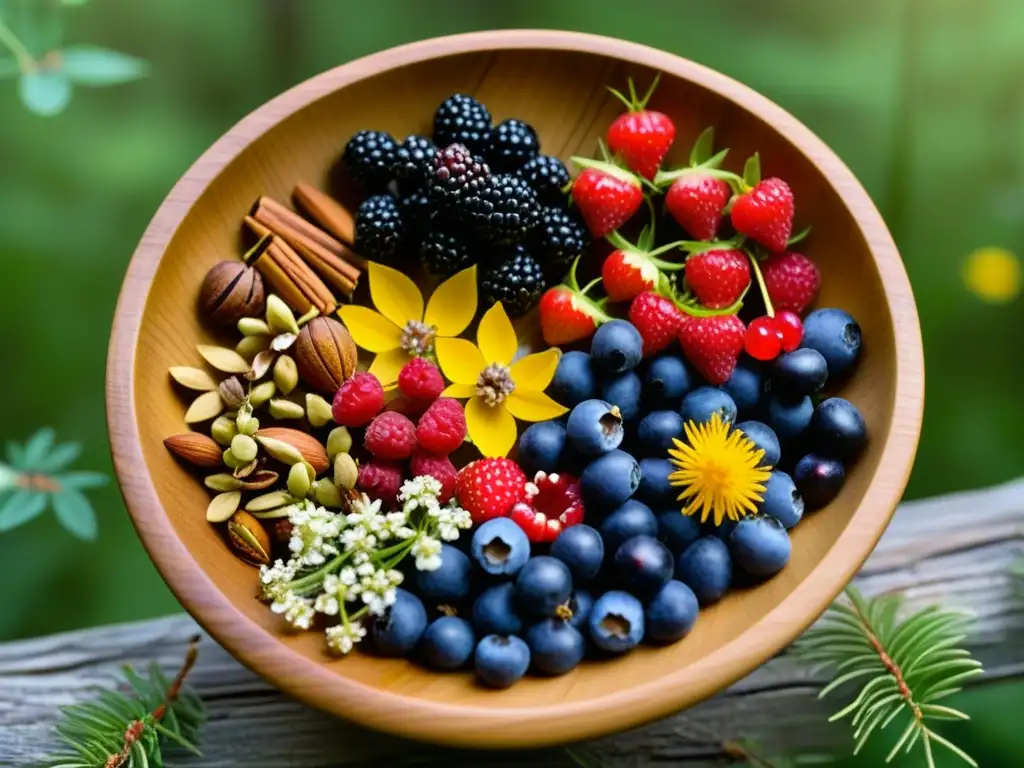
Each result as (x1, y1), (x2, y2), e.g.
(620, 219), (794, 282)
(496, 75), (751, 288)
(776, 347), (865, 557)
(1, 0), (1022, 762)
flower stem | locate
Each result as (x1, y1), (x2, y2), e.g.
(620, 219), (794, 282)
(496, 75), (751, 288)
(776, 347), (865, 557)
(0, 18), (34, 72)
(288, 553), (347, 592)
(747, 252), (775, 318)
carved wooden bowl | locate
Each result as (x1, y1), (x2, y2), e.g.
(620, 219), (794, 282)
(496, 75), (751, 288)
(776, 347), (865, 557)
(107, 31), (924, 748)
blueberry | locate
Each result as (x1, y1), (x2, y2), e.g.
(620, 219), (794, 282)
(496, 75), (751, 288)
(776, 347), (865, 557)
(614, 535), (674, 599)
(475, 635), (531, 688)
(601, 370), (643, 422)
(773, 348), (828, 397)
(676, 537), (732, 605)
(644, 354), (694, 408)
(526, 618), (586, 675)
(420, 616), (476, 670)
(591, 319), (643, 374)
(550, 350), (598, 407)
(680, 386), (737, 426)
(767, 394), (813, 440)
(567, 589), (594, 631)
(809, 397), (867, 461)
(566, 399), (624, 456)
(735, 420), (781, 467)
(801, 308), (862, 377)
(729, 516), (792, 577)
(760, 470), (804, 528)
(794, 453), (846, 509)
(600, 499), (658, 554)
(702, 518), (737, 540)
(471, 518), (530, 578)
(657, 510), (702, 554)
(514, 556), (573, 617)
(645, 580), (699, 644)
(635, 457), (675, 507)
(518, 421), (567, 475)
(722, 359), (764, 415)
(415, 544), (471, 602)
(580, 449), (641, 511)
(371, 589), (428, 656)
(588, 591), (645, 653)
(472, 582), (523, 637)
(551, 524), (604, 583)
(637, 410), (684, 457)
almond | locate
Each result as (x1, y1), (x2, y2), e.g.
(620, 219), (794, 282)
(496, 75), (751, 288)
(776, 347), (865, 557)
(164, 433), (224, 469)
(255, 427), (329, 474)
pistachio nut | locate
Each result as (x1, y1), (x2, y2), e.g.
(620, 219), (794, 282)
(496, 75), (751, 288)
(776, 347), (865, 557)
(222, 448), (245, 470)
(199, 261), (266, 327)
(205, 473), (243, 492)
(312, 478), (344, 508)
(197, 344), (251, 374)
(164, 433), (223, 469)
(287, 461), (312, 498)
(237, 334), (271, 361)
(233, 459), (258, 479)
(247, 489), (297, 513)
(269, 398), (305, 420)
(227, 510), (271, 565)
(169, 366), (218, 392)
(273, 355), (299, 396)
(238, 317), (270, 337)
(249, 381), (276, 408)
(206, 490), (242, 523)
(255, 435), (304, 466)
(218, 378), (247, 410)
(255, 428), (329, 473)
(333, 452), (359, 490)
(230, 434), (259, 464)
(305, 394), (334, 428)
(237, 470), (279, 490)
(326, 426), (352, 460)
(210, 415), (239, 446)
(184, 391), (224, 424)
(266, 294), (299, 336)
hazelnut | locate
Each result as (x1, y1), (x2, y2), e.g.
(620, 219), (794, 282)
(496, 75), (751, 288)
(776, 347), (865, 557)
(294, 316), (358, 393)
(199, 261), (266, 326)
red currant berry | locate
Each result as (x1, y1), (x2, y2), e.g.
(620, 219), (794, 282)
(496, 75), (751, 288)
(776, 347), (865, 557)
(745, 316), (783, 361)
(774, 310), (804, 352)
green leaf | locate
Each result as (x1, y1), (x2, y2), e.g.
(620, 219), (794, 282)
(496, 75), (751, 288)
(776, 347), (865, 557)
(5, 441), (25, 466)
(57, 471), (108, 490)
(0, 490), (48, 531)
(53, 489), (97, 541)
(689, 126), (715, 166)
(60, 45), (149, 86)
(742, 153), (761, 188)
(23, 428), (56, 466)
(18, 71), (72, 116)
(36, 442), (82, 473)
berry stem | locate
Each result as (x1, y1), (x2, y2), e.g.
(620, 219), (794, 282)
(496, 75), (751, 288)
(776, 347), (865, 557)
(747, 251), (775, 318)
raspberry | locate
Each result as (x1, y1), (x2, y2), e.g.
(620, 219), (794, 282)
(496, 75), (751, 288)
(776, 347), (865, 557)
(761, 251), (820, 314)
(416, 398), (467, 455)
(410, 449), (458, 503)
(332, 373), (385, 427)
(358, 460), (404, 504)
(398, 358), (445, 401)
(364, 411), (418, 460)
(456, 458), (527, 523)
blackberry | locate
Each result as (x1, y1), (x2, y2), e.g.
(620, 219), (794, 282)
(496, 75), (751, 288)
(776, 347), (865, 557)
(532, 206), (589, 282)
(517, 154), (571, 203)
(461, 173), (541, 245)
(430, 143), (491, 209)
(342, 130), (397, 191)
(420, 227), (477, 278)
(394, 134), (437, 190)
(480, 246), (547, 317)
(355, 195), (405, 263)
(398, 188), (434, 242)
(486, 118), (540, 172)
(433, 94), (492, 154)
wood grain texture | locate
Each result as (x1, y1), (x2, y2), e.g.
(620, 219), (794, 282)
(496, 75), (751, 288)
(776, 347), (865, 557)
(7, 479), (1020, 767)
(105, 31), (925, 748)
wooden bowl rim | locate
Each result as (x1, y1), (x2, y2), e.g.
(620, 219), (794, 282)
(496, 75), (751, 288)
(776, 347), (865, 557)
(106, 29), (924, 748)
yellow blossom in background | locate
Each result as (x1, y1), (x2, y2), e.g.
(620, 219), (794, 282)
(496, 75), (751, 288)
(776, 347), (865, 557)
(338, 263), (477, 387)
(962, 247), (1021, 304)
(437, 302), (567, 458)
(668, 413), (771, 525)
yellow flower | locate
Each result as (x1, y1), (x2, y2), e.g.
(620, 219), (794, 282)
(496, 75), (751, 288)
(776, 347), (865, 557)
(667, 413), (771, 525)
(962, 246), (1021, 304)
(437, 302), (567, 458)
(338, 263), (478, 387)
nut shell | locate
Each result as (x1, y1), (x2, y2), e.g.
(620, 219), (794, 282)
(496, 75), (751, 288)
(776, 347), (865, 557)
(294, 316), (358, 393)
(227, 510), (271, 566)
(199, 261), (266, 326)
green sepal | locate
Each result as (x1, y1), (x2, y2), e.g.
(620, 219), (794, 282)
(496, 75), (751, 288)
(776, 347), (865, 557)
(569, 156), (641, 187)
(788, 225), (812, 246)
(742, 153), (761, 189)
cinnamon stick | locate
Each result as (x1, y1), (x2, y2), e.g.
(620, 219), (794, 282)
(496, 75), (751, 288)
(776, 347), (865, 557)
(246, 215), (356, 299)
(292, 183), (358, 252)
(267, 240), (337, 316)
(248, 247), (314, 315)
(252, 196), (365, 272)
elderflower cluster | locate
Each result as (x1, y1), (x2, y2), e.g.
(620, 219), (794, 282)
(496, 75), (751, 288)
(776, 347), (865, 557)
(288, 500), (345, 567)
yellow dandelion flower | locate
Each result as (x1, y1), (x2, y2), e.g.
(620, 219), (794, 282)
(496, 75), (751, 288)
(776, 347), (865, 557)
(667, 413), (771, 525)
(962, 246), (1021, 304)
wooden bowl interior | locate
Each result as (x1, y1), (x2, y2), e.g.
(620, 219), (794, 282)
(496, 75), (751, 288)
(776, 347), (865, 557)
(122, 39), (911, 746)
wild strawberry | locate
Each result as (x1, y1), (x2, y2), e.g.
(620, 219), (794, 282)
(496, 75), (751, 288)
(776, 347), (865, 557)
(538, 257), (611, 346)
(732, 180), (793, 252)
(601, 226), (685, 303)
(678, 313), (746, 385)
(569, 162), (644, 238)
(606, 76), (675, 180)
(508, 471), (585, 543)
(628, 291), (684, 357)
(684, 246), (750, 309)
(456, 457), (527, 523)
(761, 251), (820, 313)
(665, 174), (731, 240)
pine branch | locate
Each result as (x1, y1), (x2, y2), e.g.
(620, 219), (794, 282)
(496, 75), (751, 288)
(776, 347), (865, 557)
(46, 636), (206, 768)
(793, 586), (983, 768)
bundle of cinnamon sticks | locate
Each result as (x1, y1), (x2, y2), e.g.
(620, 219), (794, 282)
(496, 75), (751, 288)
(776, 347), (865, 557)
(244, 184), (365, 316)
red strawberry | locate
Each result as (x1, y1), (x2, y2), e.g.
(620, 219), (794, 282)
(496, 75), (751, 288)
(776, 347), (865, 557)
(456, 458), (527, 524)
(538, 258), (611, 346)
(509, 471), (585, 544)
(569, 163), (644, 238)
(628, 291), (685, 357)
(731, 177), (794, 252)
(678, 313), (746, 385)
(606, 76), (675, 180)
(761, 251), (820, 313)
(664, 173), (731, 240)
(601, 228), (685, 303)
(685, 247), (750, 309)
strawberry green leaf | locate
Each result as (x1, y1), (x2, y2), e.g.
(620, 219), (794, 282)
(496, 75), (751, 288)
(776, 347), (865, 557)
(703, 148), (730, 170)
(23, 428), (56, 467)
(742, 153), (761, 189)
(787, 225), (812, 246)
(18, 71), (72, 116)
(60, 45), (149, 86)
(54, 488), (97, 541)
(689, 127), (715, 167)
(57, 471), (109, 490)
(0, 490), (48, 532)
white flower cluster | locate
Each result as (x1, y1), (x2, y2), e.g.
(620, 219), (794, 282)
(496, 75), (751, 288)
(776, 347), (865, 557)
(288, 500), (344, 567)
